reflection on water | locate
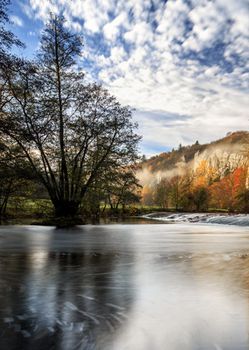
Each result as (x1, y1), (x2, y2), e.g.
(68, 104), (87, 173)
(1, 224), (249, 349)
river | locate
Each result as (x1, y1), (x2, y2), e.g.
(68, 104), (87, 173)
(0, 221), (249, 349)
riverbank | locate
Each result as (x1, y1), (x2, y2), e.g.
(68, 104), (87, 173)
(2, 211), (249, 227)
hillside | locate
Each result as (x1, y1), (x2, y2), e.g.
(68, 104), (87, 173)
(138, 131), (249, 212)
(142, 131), (249, 174)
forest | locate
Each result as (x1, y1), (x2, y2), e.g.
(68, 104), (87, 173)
(141, 132), (249, 213)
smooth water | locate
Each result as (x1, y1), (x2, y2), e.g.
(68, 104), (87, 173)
(1, 223), (249, 350)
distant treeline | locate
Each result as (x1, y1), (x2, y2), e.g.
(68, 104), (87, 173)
(141, 162), (249, 213)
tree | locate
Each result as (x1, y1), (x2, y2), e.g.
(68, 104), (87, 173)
(0, 0), (24, 126)
(236, 189), (249, 213)
(178, 171), (194, 210)
(191, 187), (209, 212)
(105, 168), (141, 212)
(0, 0), (23, 60)
(0, 141), (15, 217)
(169, 175), (180, 210)
(141, 185), (154, 206)
(209, 167), (247, 212)
(78, 166), (141, 219)
(0, 15), (140, 219)
(141, 154), (147, 162)
(153, 178), (170, 209)
(0, 139), (35, 218)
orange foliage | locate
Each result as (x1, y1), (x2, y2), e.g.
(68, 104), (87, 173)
(209, 167), (247, 210)
(192, 160), (217, 190)
(140, 162), (248, 212)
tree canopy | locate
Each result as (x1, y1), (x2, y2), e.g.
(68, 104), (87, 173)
(0, 0), (23, 59)
(0, 14), (141, 220)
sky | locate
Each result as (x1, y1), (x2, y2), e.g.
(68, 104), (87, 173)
(8, 0), (249, 156)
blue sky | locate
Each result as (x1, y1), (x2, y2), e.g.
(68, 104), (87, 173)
(8, 0), (249, 156)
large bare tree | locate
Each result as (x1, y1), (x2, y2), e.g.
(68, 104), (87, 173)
(0, 16), (141, 218)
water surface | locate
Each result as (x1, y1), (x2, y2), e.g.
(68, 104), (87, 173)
(1, 223), (249, 349)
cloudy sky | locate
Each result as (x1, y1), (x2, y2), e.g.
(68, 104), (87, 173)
(9, 0), (249, 155)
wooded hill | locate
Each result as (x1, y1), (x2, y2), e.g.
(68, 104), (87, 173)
(139, 131), (249, 212)
(142, 131), (249, 173)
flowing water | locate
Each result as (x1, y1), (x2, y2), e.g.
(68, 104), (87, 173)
(143, 212), (249, 226)
(1, 222), (249, 349)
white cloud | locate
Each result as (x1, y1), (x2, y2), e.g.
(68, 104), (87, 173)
(110, 46), (127, 63)
(183, 1), (226, 51)
(28, 0), (59, 19)
(25, 0), (249, 154)
(103, 13), (127, 41)
(124, 22), (153, 45)
(10, 15), (23, 27)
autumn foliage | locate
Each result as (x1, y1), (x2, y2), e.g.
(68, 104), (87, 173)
(209, 167), (248, 212)
(140, 131), (249, 213)
(141, 164), (249, 213)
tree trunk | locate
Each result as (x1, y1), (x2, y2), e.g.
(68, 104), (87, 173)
(53, 200), (80, 218)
